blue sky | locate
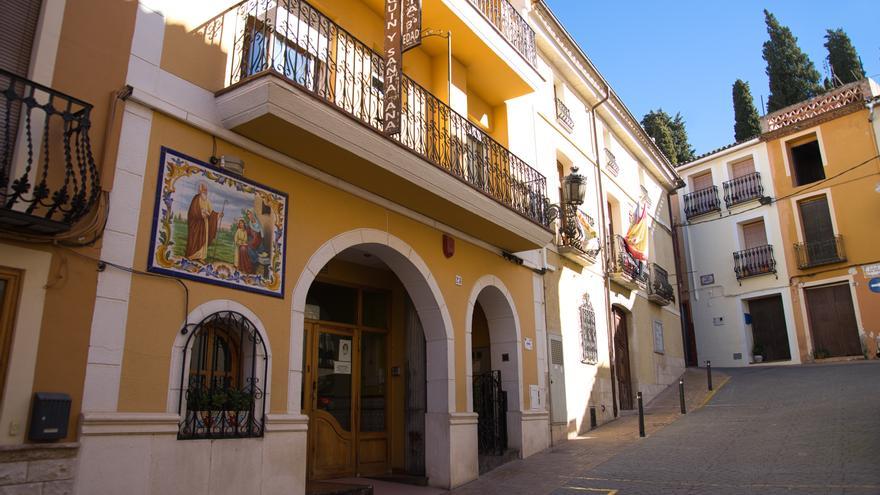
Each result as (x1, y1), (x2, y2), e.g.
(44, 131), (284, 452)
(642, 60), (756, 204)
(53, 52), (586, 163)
(544, 1), (880, 155)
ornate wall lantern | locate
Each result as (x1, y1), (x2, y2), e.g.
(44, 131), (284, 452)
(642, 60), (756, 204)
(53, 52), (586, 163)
(545, 166), (586, 225)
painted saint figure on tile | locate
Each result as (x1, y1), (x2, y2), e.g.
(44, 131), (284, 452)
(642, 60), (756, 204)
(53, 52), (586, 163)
(149, 147), (288, 297)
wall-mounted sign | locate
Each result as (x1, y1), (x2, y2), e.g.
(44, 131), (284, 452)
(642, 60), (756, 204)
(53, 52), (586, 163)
(869, 277), (880, 294)
(148, 148), (288, 297)
(863, 263), (880, 277)
(700, 274), (715, 286)
(402, 0), (422, 51)
(383, 0), (403, 136)
(339, 340), (352, 362)
(524, 337), (533, 351)
(652, 320), (664, 354)
(333, 361), (352, 374)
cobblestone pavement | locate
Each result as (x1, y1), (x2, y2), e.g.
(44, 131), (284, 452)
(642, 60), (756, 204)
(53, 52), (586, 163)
(450, 362), (880, 495)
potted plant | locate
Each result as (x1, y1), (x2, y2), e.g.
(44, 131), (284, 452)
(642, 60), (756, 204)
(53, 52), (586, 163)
(752, 342), (765, 363)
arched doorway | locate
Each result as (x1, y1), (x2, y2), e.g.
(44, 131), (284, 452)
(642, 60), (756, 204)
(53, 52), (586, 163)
(612, 306), (634, 411)
(289, 230), (454, 485)
(467, 278), (522, 472)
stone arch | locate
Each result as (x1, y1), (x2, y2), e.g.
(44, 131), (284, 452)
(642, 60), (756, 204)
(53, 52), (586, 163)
(464, 275), (524, 450)
(166, 300), (272, 415)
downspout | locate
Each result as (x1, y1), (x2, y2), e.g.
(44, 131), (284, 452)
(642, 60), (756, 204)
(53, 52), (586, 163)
(589, 84), (616, 417)
(666, 182), (688, 366)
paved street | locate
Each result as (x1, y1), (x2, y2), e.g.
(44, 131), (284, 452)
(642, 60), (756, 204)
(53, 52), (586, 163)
(451, 362), (880, 495)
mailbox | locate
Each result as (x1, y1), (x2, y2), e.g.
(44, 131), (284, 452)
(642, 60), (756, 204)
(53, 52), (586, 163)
(28, 393), (71, 441)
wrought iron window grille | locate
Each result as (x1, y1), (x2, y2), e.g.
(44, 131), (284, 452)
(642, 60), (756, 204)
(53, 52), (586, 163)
(177, 311), (268, 440)
(579, 294), (598, 364)
(648, 263), (675, 306)
(205, 0), (548, 227)
(0, 68), (100, 235)
(464, 0), (537, 67)
(604, 149), (619, 177)
(609, 234), (648, 288)
(555, 98), (574, 132)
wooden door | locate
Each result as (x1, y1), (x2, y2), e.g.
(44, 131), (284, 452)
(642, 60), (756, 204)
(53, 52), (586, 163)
(612, 308), (633, 410)
(805, 284), (861, 357)
(748, 295), (791, 362)
(356, 330), (389, 476)
(308, 326), (357, 479)
(742, 220), (768, 249)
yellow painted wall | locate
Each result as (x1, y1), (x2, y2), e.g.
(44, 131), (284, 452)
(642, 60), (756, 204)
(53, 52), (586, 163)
(117, 113), (540, 418)
(765, 109), (880, 361)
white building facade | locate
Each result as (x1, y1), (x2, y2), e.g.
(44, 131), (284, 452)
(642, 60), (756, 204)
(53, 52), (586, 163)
(676, 139), (800, 367)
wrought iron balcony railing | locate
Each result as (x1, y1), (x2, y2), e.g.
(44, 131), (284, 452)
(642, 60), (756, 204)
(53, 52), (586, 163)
(555, 98), (574, 132)
(648, 263), (674, 306)
(465, 0), (537, 67)
(683, 185), (721, 219)
(558, 207), (598, 262)
(723, 172), (763, 208)
(733, 244), (776, 280)
(794, 236), (846, 269)
(206, 0), (548, 226)
(609, 234), (647, 288)
(604, 149), (619, 177)
(0, 68), (100, 234)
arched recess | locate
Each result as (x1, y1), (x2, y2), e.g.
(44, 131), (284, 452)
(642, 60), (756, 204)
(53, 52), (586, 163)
(166, 300), (273, 416)
(288, 229), (455, 414)
(464, 275), (524, 449)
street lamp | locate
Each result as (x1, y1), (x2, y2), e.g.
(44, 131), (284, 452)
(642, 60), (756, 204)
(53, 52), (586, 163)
(545, 166), (587, 226)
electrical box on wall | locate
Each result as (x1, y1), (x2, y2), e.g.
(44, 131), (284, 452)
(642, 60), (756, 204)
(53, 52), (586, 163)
(28, 393), (71, 442)
(713, 317), (724, 326)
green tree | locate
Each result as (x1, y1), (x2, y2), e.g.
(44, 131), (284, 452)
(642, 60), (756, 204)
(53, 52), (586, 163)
(824, 28), (865, 85)
(732, 79), (762, 141)
(641, 110), (694, 165)
(762, 10), (823, 112)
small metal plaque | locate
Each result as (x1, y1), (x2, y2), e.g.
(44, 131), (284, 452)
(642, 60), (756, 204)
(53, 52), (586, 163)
(700, 274), (715, 286)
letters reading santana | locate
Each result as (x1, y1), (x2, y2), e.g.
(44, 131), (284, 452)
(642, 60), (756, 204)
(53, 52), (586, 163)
(383, 0), (402, 136)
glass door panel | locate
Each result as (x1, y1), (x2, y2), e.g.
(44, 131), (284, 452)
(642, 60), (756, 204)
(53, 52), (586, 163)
(316, 331), (353, 430)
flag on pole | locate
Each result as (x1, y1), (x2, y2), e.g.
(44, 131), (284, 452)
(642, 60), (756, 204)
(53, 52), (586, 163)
(624, 203), (649, 261)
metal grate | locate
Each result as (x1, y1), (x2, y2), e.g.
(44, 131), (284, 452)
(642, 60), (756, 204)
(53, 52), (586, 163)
(550, 338), (564, 366)
(579, 295), (598, 364)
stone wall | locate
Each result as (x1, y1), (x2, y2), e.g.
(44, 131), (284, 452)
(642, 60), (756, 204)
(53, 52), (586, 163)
(0, 443), (78, 494)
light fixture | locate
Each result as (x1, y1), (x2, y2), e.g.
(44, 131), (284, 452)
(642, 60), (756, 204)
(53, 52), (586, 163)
(219, 155), (245, 175)
(545, 166), (587, 226)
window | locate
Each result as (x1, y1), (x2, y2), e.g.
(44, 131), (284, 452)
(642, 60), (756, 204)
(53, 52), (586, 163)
(741, 219), (768, 249)
(0, 267), (22, 403)
(788, 135), (825, 186)
(178, 311), (267, 440)
(796, 195), (843, 267)
(579, 295), (598, 364)
(691, 171), (713, 191)
(730, 157), (755, 178)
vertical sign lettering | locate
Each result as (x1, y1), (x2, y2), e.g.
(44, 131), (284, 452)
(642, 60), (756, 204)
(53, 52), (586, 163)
(402, 0), (422, 52)
(383, 0), (403, 136)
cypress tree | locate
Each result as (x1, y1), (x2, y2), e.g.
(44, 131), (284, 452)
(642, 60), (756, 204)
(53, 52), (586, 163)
(762, 10), (823, 112)
(824, 28), (865, 85)
(732, 79), (762, 141)
(642, 110), (695, 165)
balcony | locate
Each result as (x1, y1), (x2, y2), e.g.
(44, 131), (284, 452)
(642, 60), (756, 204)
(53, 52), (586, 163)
(209, 0), (551, 251)
(733, 244), (777, 281)
(609, 235), (647, 289)
(683, 186), (721, 219)
(723, 172), (764, 208)
(465, 0), (537, 67)
(648, 263), (674, 306)
(794, 236), (846, 269)
(555, 98), (574, 132)
(0, 69), (100, 235)
(604, 149), (619, 177)
(557, 207), (598, 264)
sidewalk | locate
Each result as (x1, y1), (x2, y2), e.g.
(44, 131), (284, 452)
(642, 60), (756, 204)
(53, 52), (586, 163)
(447, 368), (729, 495)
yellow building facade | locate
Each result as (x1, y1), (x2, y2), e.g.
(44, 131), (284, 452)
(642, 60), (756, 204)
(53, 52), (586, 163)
(761, 79), (880, 363)
(0, 0), (683, 493)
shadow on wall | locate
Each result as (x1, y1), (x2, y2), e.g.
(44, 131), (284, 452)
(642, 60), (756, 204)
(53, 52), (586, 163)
(162, 16), (230, 92)
(575, 363), (612, 435)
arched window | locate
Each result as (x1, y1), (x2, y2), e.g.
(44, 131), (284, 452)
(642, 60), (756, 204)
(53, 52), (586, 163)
(579, 294), (598, 365)
(178, 311), (267, 439)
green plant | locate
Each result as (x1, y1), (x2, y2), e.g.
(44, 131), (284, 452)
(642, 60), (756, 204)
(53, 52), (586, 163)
(752, 342), (765, 356)
(187, 388), (254, 411)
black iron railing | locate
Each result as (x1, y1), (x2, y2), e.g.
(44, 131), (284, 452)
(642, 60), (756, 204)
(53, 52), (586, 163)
(555, 98), (574, 131)
(723, 172), (763, 208)
(473, 370), (508, 456)
(605, 149), (619, 177)
(0, 68), (100, 234)
(465, 0), (537, 67)
(610, 234), (647, 287)
(558, 207), (598, 261)
(204, 0), (548, 226)
(794, 236), (846, 269)
(733, 244), (776, 280)
(683, 186), (721, 219)
(648, 263), (674, 305)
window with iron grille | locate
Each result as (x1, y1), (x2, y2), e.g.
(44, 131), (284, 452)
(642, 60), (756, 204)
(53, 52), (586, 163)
(579, 294), (598, 364)
(178, 311), (267, 440)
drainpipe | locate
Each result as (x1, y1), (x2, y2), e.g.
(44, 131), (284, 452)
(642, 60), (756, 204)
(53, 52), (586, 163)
(589, 84), (616, 417)
(666, 182), (688, 366)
